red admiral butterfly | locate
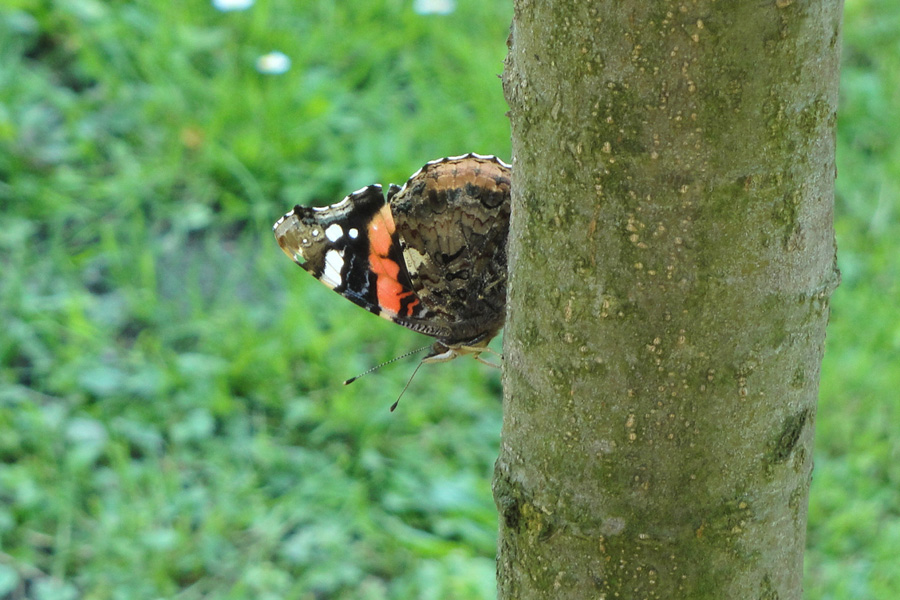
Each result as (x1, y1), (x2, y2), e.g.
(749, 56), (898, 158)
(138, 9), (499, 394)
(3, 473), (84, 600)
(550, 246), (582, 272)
(274, 153), (511, 366)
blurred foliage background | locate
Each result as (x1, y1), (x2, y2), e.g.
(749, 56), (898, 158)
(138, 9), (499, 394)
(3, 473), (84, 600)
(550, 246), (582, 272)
(0, 0), (896, 598)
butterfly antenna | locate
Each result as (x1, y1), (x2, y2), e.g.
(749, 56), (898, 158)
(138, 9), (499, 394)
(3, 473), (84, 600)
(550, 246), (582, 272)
(343, 344), (431, 385)
(390, 360), (425, 412)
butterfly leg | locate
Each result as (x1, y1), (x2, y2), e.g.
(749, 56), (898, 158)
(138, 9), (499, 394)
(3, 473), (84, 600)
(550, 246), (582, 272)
(473, 354), (502, 369)
(423, 339), (503, 367)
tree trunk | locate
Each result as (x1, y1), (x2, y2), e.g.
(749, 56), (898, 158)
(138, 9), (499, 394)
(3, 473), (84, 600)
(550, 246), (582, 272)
(494, 1), (843, 599)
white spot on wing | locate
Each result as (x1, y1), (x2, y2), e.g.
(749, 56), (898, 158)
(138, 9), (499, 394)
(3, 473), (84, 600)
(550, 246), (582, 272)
(325, 223), (343, 242)
(348, 228), (359, 239)
(321, 250), (344, 288)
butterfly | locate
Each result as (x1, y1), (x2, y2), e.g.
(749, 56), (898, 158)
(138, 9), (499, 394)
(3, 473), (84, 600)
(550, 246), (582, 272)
(274, 153), (511, 368)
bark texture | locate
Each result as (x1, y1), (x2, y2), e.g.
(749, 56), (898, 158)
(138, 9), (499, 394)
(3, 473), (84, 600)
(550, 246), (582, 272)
(494, 1), (843, 598)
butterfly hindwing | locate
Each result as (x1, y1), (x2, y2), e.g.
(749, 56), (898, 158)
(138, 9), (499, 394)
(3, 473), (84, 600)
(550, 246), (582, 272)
(389, 155), (511, 344)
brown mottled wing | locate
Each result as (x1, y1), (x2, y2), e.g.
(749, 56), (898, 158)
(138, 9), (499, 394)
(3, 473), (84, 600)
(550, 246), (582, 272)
(388, 154), (511, 346)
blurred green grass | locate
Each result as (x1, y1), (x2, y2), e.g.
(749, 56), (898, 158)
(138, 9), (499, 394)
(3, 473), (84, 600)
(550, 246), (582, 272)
(0, 0), (896, 598)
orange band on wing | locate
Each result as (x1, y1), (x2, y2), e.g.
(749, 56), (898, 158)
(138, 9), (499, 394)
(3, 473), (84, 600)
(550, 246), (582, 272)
(376, 274), (404, 315)
(367, 205), (409, 316)
(368, 205), (396, 257)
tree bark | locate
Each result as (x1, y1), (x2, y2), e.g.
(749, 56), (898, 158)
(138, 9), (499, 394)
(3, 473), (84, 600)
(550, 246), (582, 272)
(494, 1), (843, 599)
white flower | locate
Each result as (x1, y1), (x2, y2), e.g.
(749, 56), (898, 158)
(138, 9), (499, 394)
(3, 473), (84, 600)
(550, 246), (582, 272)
(256, 51), (291, 75)
(413, 0), (455, 15)
(212, 0), (254, 12)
